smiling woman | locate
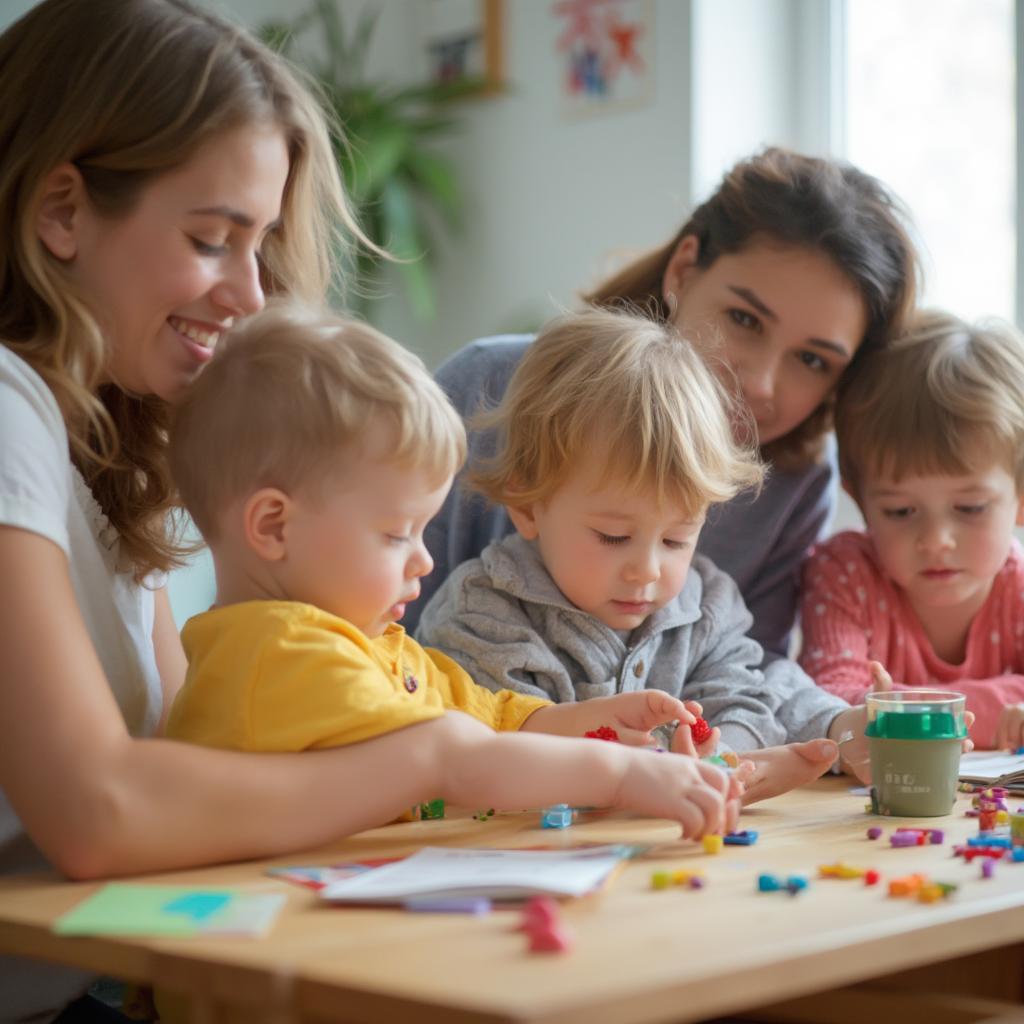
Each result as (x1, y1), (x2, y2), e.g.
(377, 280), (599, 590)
(0, 2), (468, 1022)
(406, 148), (920, 669)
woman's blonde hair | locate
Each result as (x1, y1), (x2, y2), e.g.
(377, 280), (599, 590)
(169, 302), (466, 543)
(472, 308), (764, 520)
(584, 147), (920, 471)
(836, 309), (1024, 496)
(0, 0), (365, 577)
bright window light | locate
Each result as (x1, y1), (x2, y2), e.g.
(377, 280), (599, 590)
(846, 0), (1015, 322)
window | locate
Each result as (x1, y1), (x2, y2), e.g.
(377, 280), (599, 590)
(844, 0), (1015, 322)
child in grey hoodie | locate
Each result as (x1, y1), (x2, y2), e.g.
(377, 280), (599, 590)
(417, 308), (876, 800)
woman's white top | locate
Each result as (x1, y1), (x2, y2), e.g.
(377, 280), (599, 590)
(0, 346), (163, 1022)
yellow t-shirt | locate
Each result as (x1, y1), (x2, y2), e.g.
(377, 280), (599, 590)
(166, 601), (550, 751)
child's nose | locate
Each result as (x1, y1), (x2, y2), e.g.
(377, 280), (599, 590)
(624, 547), (660, 584)
(917, 519), (955, 553)
(408, 539), (434, 578)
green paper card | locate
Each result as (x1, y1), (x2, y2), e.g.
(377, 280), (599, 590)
(54, 884), (286, 937)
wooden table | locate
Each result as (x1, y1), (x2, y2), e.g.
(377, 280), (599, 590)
(2, 779), (1024, 1024)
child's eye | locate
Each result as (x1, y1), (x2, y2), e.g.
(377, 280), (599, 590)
(663, 539), (689, 551)
(956, 504), (988, 516)
(189, 236), (228, 256)
(386, 534), (410, 545)
(727, 308), (760, 332)
(882, 507), (913, 519)
(595, 531), (628, 546)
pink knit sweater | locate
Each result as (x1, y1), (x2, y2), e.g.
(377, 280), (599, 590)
(799, 531), (1024, 749)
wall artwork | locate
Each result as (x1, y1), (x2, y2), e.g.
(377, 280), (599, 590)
(553, 0), (655, 117)
(420, 0), (504, 95)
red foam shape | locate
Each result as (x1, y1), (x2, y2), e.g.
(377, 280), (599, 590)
(690, 717), (712, 745)
(583, 726), (620, 742)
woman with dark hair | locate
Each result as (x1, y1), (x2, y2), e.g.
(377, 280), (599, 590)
(409, 147), (918, 673)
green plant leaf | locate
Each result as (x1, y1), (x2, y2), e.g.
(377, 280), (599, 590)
(258, 1), (463, 321)
(381, 179), (435, 318)
(342, 123), (410, 205)
(403, 150), (461, 230)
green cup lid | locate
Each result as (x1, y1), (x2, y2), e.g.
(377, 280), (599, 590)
(865, 710), (966, 741)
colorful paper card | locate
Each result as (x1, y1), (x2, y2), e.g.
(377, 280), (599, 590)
(54, 884), (286, 937)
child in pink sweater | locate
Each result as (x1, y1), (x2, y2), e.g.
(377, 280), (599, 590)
(800, 310), (1024, 750)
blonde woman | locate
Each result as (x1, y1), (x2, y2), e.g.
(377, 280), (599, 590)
(0, 2), (484, 1019)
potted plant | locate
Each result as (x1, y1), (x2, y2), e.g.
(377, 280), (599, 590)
(261, 0), (465, 319)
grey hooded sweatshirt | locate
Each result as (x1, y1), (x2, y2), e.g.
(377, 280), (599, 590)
(417, 532), (848, 750)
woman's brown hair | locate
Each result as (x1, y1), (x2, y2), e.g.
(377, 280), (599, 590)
(584, 147), (920, 470)
(0, 0), (364, 577)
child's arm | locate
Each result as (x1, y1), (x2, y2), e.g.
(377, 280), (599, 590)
(431, 710), (739, 837)
(521, 690), (699, 754)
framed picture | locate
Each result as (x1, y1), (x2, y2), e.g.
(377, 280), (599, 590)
(554, 0), (655, 117)
(420, 0), (504, 95)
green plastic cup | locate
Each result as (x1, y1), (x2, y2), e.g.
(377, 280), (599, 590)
(865, 689), (966, 817)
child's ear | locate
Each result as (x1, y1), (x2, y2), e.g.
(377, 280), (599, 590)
(36, 164), (88, 261)
(661, 234), (701, 311)
(507, 502), (540, 540)
(242, 488), (292, 561)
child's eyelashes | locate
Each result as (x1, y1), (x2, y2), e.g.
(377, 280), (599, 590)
(386, 534), (411, 546)
(879, 503), (989, 520)
(592, 530), (690, 550)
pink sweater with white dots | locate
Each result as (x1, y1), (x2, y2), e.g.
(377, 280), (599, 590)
(799, 531), (1024, 749)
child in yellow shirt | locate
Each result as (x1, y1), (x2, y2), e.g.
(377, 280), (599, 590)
(165, 301), (743, 835)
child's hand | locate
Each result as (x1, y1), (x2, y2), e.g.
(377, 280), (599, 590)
(738, 739), (838, 804)
(995, 704), (1024, 751)
(612, 748), (741, 838)
(523, 691), (697, 749)
(829, 662), (974, 782)
(670, 708), (719, 758)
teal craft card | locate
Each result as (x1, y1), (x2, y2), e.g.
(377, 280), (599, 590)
(54, 884), (285, 937)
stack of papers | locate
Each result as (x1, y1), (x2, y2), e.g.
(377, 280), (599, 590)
(320, 845), (636, 905)
(959, 751), (1024, 792)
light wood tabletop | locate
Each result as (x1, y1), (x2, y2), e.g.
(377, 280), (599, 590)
(2, 778), (1024, 1024)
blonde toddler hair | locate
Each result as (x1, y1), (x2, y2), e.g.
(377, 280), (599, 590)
(472, 308), (764, 519)
(169, 302), (466, 543)
(837, 309), (1024, 496)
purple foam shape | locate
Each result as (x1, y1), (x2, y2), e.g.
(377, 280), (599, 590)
(982, 859), (996, 880)
(890, 832), (918, 847)
(866, 827), (882, 840)
(404, 897), (493, 915)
